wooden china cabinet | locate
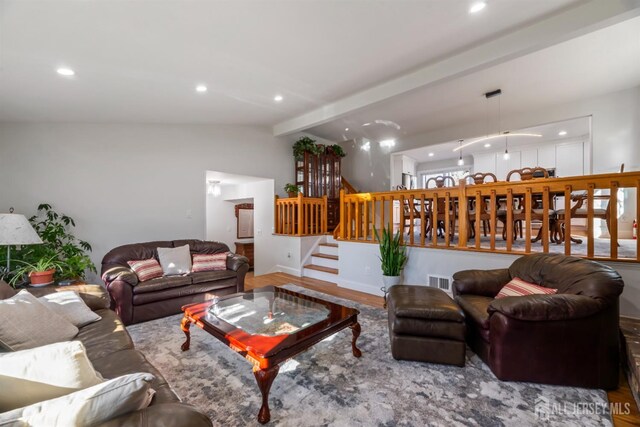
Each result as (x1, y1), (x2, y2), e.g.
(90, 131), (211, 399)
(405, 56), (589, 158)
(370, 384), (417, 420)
(295, 151), (341, 231)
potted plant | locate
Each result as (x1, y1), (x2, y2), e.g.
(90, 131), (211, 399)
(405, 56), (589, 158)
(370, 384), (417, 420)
(292, 136), (320, 159)
(9, 256), (63, 287)
(284, 184), (300, 198)
(326, 144), (346, 157)
(373, 226), (408, 293)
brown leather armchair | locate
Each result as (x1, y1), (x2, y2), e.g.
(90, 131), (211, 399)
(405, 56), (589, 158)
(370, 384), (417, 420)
(453, 253), (624, 389)
(102, 239), (249, 325)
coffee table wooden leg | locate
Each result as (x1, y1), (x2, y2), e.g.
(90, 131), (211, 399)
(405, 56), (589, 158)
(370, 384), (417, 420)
(253, 365), (279, 424)
(350, 322), (362, 358)
(180, 316), (192, 351)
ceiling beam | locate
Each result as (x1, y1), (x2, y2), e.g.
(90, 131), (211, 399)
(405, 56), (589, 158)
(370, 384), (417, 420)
(273, 0), (640, 136)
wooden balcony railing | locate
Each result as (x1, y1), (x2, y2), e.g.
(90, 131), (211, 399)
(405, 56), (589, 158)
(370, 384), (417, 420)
(338, 171), (640, 262)
(274, 194), (328, 236)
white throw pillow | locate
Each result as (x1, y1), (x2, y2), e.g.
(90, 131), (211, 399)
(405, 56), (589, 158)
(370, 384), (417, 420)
(0, 291), (78, 351)
(157, 244), (192, 276)
(38, 291), (101, 327)
(0, 373), (155, 427)
(0, 341), (104, 412)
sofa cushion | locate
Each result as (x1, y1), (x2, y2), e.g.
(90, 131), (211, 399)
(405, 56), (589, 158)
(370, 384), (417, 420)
(78, 309), (133, 361)
(0, 341), (104, 412)
(0, 290), (79, 351)
(91, 349), (179, 405)
(192, 253), (228, 272)
(132, 276), (191, 294)
(388, 285), (464, 322)
(455, 294), (492, 330)
(39, 291), (102, 327)
(191, 269), (236, 284)
(128, 258), (164, 282)
(132, 280), (236, 305)
(157, 245), (192, 276)
(496, 277), (557, 299)
(0, 373), (155, 427)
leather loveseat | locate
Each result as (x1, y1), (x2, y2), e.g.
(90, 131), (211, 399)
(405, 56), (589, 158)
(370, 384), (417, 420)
(453, 253), (624, 389)
(102, 240), (249, 325)
(13, 283), (212, 427)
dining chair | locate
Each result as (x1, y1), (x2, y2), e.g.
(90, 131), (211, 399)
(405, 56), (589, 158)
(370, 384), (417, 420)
(499, 167), (554, 242)
(465, 172), (498, 237)
(396, 185), (424, 236)
(424, 176), (457, 239)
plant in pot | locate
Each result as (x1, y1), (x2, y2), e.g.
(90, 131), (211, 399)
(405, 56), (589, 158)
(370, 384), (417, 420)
(292, 136), (320, 159)
(9, 256), (63, 287)
(326, 144), (346, 157)
(284, 184), (300, 198)
(2, 204), (96, 285)
(373, 226), (408, 306)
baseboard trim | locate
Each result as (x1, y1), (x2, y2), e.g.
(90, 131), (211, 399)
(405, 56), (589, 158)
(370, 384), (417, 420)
(337, 277), (385, 297)
(272, 265), (302, 277)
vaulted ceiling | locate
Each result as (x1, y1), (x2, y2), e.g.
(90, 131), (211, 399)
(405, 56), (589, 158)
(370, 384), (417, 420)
(0, 0), (638, 141)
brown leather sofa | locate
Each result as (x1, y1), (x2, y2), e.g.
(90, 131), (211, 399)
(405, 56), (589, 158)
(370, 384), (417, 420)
(102, 240), (249, 325)
(17, 283), (212, 427)
(453, 253), (624, 390)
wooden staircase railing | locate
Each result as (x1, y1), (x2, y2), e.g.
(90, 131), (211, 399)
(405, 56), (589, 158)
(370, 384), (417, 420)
(332, 177), (359, 239)
(274, 194), (328, 236)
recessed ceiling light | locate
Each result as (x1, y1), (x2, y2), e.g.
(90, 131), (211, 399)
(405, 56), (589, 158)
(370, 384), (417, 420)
(274, 94), (283, 102)
(56, 67), (75, 76)
(469, 1), (486, 14)
(484, 143), (491, 148)
(428, 152), (435, 157)
(558, 130), (567, 136)
(379, 139), (396, 148)
(345, 128), (349, 132)
(196, 85), (207, 93)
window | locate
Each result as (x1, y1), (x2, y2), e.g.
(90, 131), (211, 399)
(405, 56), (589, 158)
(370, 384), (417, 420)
(420, 169), (470, 188)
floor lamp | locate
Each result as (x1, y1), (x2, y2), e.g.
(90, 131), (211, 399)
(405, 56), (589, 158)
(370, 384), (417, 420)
(0, 209), (43, 275)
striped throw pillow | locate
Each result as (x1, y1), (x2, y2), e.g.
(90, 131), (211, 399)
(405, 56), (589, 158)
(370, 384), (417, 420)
(192, 253), (228, 272)
(496, 277), (557, 299)
(127, 259), (163, 282)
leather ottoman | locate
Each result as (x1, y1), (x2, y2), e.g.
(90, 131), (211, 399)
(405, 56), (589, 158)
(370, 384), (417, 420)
(388, 285), (466, 366)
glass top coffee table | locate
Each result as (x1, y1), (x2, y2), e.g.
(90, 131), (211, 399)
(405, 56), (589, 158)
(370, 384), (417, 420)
(180, 286), (361, 424)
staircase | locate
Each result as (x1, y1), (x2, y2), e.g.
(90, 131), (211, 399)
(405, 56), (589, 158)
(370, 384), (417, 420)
(303, 236), (339, 283)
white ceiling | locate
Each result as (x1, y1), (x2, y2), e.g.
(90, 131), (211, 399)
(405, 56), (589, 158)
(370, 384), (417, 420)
(398, 116), (590, 163)
(306, 15), (640, 142)
(0, 0), (582, 124)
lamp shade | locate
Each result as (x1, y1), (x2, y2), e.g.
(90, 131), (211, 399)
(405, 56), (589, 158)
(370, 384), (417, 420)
(0, 214), (43, 245)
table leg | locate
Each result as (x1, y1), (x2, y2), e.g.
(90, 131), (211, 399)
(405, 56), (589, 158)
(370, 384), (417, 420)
(180, 316), (192, 351)
(350, 322), (362, 358)
(253, 365), (280, 424)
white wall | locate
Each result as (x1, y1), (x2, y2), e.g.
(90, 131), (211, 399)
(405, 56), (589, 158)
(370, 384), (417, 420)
(0, 123), (292, 281)
(340, 86), (640, 192)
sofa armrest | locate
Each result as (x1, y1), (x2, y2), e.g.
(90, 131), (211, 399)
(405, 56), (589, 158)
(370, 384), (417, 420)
(226, 253), (249, 272)
(96, 403), (212, 427)
(102, 266), (139, 286)
(452, 269), (510, 297)
(28, 283), (110, 311)
(488, 294), (603, 321)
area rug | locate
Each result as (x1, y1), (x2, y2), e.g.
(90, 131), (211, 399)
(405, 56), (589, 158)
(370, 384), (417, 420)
(127, 285), (612, 426)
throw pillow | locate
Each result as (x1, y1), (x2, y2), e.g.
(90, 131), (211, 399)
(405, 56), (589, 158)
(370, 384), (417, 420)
(0, 279), (16, 299)
(0, 373), (155, 426)
(192, 253), (228, 272)
(0, 341), (104, 412)
(496, 277), (558, 299)
(127, 258), (163, 282)
(0, 290), (79, 351)
(39, 291), (102, 327)
(157, 244), (192, 276)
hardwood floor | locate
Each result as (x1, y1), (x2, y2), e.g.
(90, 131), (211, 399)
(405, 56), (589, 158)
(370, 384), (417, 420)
(245, 271), (640, 426)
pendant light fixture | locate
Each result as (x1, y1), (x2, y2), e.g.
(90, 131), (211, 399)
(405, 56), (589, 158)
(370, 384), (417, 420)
(503, 131), (510, 160)
(457, 139), (464, 166)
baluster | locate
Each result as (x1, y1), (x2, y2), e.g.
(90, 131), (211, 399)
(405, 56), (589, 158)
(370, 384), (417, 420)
(409, 195), (415, 246)
(388, 195), (393, 235)
(445, 193), (450, 247)
(364, 198), (369, 240)
(380, 196), (385, 239)
(339, 190), (346, 239)
(525, 188), (532, 253)
(355, 199), (361, 240)
(371, 196), (377, 242)
(420, 194), (426, 247)
(432, 193), (438, 246)
(506, 189), (513, 252)
(587, 184), (595, 258)
(475, 192), (481, 249)
(490, 191), (496, 250)
(542, 186), (550, 253)
(610, 182), (618, 259)
(564, 185), (572, 256)
(398, 195), (404, 245)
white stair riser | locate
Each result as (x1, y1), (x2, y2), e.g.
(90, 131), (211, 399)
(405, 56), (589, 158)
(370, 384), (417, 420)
(318, 245), (339, 256)
(326, 235), (338, 245)
(311, 256), (339, 269)
(303, 268), (338, 282)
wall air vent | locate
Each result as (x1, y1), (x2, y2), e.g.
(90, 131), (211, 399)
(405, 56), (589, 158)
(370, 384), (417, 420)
(428, 275), (451, 292)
